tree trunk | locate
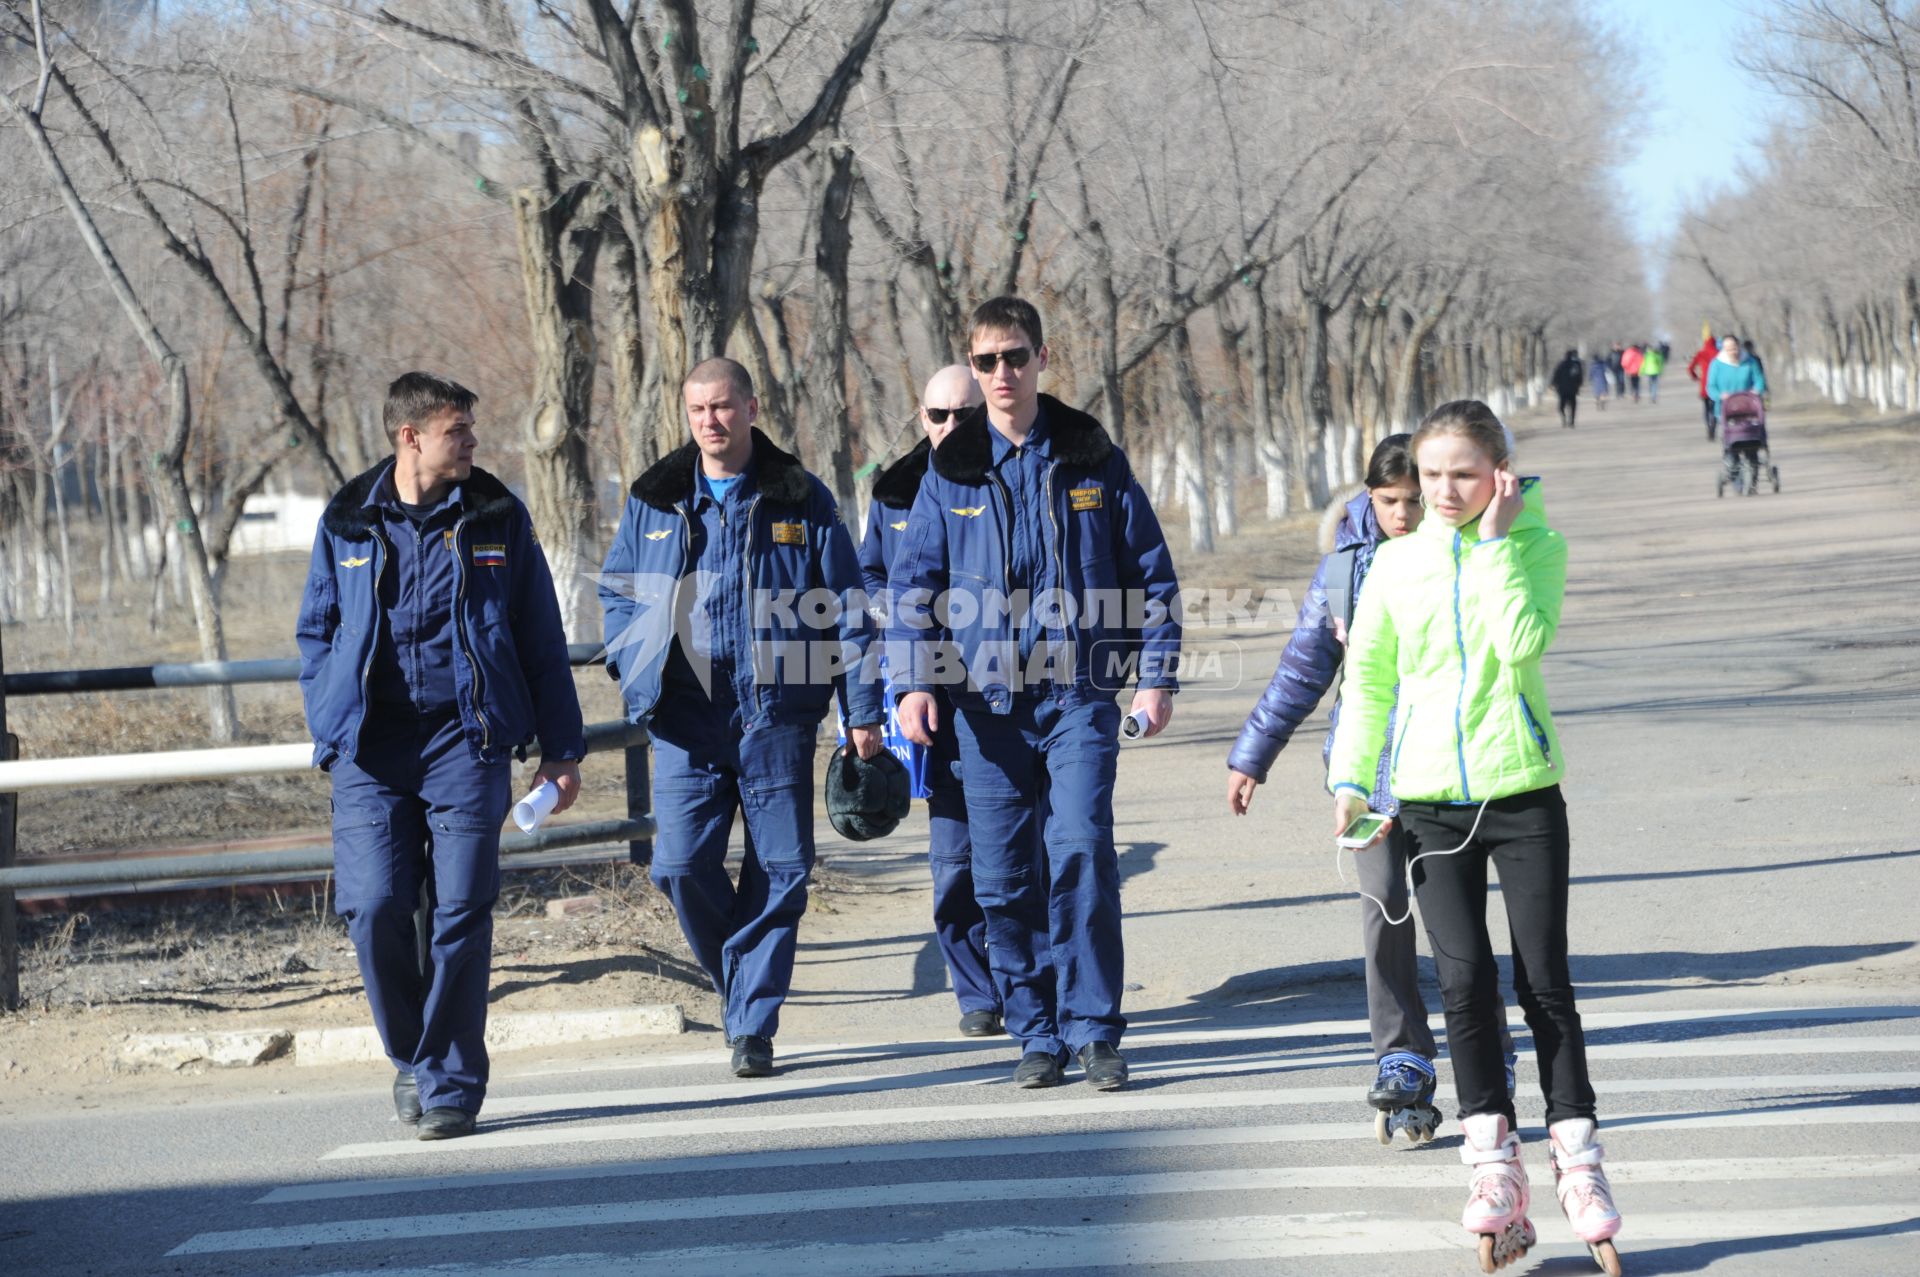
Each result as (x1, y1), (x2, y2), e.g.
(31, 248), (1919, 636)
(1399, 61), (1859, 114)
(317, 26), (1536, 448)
(117, 433), (149, 581)
(98, 414), (118, 606)
(1171, 323), (1216, 555)
(1295, 296), (1334, 510)
(153, 366), (237, 739)
(510, 184), (603, 641)
(1390, 290), (1454, 431)
(1248, 274), (1290, 519)
(1090, 222), (1126, 447)
(1903, 280), (1919, 410)
(635, 126), (709, 460)
(806, 142), (859, 514)
(605, 214), (657, 484)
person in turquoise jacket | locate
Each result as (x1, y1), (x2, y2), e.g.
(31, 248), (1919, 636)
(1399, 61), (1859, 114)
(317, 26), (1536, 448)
(1705, 335), (1767, 423)
(1327, 401), (1621, 1272)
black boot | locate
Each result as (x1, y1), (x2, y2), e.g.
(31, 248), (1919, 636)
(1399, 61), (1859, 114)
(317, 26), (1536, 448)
(730, 1035), (775, 1078)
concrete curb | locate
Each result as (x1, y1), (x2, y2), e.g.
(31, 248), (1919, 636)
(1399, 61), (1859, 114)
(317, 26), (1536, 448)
(119, 1029), (294, 1070)
(292, 1004), (685, 1067)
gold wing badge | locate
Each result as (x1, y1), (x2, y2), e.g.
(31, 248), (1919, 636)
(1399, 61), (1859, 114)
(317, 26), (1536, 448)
(645, 529), (673, 541)
(339, 556), (370, 568)
(951, 506), (986, 517)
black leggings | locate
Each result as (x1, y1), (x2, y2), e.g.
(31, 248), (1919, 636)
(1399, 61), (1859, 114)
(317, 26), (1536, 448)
(1400, 786), (1597, 1126)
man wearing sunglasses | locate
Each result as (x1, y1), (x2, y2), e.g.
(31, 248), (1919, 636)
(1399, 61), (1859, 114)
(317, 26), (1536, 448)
(891, 297), (1182, 1090)
(858, 365), (1006, 1039)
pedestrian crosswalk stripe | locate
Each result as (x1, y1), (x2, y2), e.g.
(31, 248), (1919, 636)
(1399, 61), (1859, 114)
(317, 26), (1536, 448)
(177, 1155), (1920, 1256)
(270, 1204), (1914, 1277)
(319, 1095), (1914, 1162)
(504, 1003), (1920, 1079)
(259, 1103), (1920, 1204)
(479, 1068), (1911, 1120)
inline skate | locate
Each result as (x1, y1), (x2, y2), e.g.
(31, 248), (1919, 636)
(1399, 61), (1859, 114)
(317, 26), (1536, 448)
(1460, 1112), (1535, 1272)
(1367, 1051), (1441, 1145)
(1549, 1117), (1624, 1275)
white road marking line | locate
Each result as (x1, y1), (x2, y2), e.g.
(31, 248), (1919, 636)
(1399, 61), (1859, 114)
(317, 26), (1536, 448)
(478, 1069), (1913, 1119)
(276, 1204), (1915, 1276)
(318, 1096), (1914, 1162)
(259, 1089), (1920, 1203)
(504, 1003), (1920, 1078)
(181, 1155), (1920, 1256)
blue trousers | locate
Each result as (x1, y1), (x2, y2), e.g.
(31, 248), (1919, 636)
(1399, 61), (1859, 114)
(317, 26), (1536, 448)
(955, 696), (1125, 1058)
(331, 708), (508, 1114)
(649, 688), (817, 1041)
(925, 720), (1001, 1015)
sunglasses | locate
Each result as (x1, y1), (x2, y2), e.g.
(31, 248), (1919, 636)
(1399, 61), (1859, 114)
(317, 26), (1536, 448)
(969, 347), (1032, 374)
(923, 405), (971, 425)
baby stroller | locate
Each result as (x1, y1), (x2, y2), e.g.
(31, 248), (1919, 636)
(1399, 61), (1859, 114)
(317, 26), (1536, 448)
(1716, 391), (1780, 497)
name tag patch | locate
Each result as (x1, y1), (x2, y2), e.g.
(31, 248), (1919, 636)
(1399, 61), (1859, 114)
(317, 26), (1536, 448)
(1069, 486), (1103, 512)
(771, 521), (806, 546)
(472, 544), (507, 567)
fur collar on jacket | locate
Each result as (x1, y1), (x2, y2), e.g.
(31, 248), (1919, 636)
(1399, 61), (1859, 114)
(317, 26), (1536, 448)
(321, 460), (517, 538)
(871, 437), (932, 509)
(929, 395), (1114, 485)
(632, 428), (812, 511)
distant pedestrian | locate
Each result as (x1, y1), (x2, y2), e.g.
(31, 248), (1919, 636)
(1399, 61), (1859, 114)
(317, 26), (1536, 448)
(1587, 353), (1611, 409)
(1688, 330), (1720, 438)
(1550, 349), (1584, 428)
(1641, 341), (1666, 403)
(1621, 344), (1644, 403)
(1742, 339), (1767, 384)
(1707, 335), (1768, 426)
(1608, 343), (1626, 397)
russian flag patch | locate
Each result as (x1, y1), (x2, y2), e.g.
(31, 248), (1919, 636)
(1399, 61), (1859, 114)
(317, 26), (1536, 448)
(472, 544), (507, 568)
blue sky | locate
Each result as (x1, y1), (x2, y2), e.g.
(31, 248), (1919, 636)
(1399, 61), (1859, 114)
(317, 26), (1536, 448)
(1598, 0), (1781, 248)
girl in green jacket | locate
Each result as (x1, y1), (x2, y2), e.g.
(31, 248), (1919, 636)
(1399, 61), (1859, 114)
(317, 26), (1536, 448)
(1328, 401), (1622, 1275)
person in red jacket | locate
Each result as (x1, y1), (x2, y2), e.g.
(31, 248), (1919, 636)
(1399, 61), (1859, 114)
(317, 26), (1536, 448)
(1687, 334), (1719, 439)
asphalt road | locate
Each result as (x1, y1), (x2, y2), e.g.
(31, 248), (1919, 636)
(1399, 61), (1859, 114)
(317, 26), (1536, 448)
(3, 396), (1917, 1276)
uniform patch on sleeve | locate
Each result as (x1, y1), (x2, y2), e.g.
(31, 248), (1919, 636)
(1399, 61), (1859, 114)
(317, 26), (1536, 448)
(472, 544), (507, 567)
(771, 521), (806, 546)
(1069, 486), (1103, 512)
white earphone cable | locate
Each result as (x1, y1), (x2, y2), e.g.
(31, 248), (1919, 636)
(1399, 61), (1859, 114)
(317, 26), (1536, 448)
(1336, 798), (1493, 926)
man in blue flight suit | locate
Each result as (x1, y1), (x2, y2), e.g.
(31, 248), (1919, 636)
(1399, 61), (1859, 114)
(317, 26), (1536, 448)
(298, 372), (584, 1140)
(859, 364), (1005, 1038)
(599, 357), (883, 1078)
(892, 297), (1182, 1090)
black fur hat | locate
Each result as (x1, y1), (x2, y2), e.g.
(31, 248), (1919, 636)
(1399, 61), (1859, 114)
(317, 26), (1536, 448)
(824, 745), (912, 842)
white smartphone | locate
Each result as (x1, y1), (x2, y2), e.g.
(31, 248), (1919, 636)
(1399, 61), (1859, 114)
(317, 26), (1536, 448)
(1336, 811), (1391, 849)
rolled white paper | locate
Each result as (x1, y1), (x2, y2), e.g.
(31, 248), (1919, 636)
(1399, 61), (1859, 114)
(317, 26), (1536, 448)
(512, 780), (560, 833)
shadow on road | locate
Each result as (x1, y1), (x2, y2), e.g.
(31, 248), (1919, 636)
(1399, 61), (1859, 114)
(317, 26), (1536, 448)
(1521, 1215), (1920, 1276)
(1186, 942), (1913, 1012)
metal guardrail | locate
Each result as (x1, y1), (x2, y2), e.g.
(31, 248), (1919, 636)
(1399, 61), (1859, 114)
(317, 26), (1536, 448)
(0, 640), (650, 1012)
(0, 718), (645, 793)
(0, 642), (609, 696)
(0, 817), (655, 892)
